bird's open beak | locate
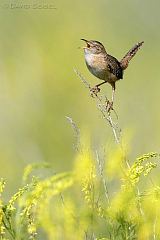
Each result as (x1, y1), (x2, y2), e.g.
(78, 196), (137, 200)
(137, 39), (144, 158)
(81, 39), (90, 49)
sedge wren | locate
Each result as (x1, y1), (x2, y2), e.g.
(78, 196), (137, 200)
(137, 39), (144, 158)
(81, 39), (144, 109)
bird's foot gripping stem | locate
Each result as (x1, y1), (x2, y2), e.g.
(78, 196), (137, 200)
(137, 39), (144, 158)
(106, 100), (113, 112)
(90, 85), (101, 97)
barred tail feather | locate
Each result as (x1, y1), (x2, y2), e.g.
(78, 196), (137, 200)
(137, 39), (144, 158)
(120, 41), (144, 70)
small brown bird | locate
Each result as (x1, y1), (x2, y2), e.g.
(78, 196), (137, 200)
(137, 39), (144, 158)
(81, 39), (144, 109)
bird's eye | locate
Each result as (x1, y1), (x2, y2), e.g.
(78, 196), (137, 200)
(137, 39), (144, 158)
(87, 43), (90, 48)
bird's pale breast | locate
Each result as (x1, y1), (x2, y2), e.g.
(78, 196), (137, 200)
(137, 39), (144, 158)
(84, 53), (111, 81)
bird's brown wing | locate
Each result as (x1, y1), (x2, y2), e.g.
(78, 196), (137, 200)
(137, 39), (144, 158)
(107, 55), (123, 79)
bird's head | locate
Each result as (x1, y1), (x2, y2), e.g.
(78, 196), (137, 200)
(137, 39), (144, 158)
(81, 39), (106, 55)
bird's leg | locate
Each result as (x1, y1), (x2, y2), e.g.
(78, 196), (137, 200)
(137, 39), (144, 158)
(107, 82), (115, 112)
(96, 81), (107, 88)
(111, 83), (115, 103)
(90, 81), (107, 96)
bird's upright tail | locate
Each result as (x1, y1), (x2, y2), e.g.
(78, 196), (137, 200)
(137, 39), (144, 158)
(120, 41), (144, 70)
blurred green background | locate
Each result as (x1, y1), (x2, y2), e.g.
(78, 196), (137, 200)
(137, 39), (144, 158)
(0, 0), (159, 196)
